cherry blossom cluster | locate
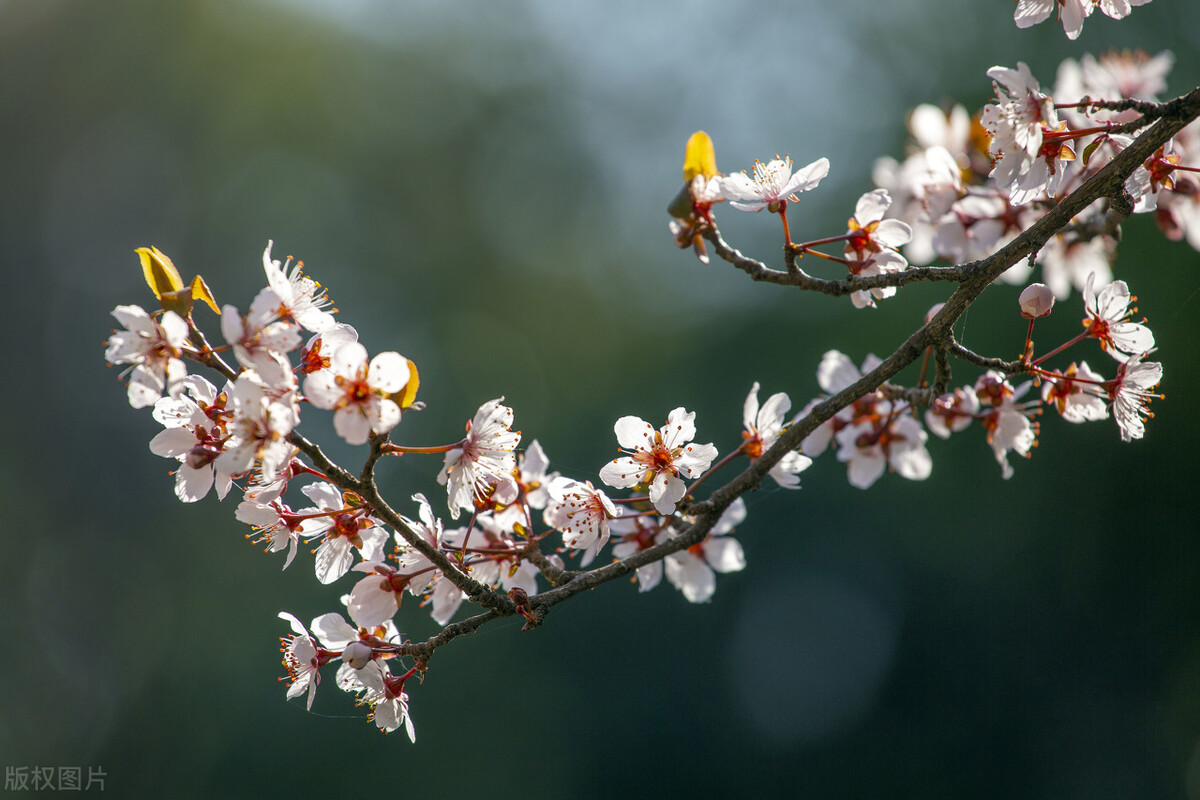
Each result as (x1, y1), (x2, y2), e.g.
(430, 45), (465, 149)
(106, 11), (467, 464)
(870, 49), (1200, 300)
(665, 49), (1183, 486)
(105, 2), (1196, 744)
(105, 242), (824, 738)
(1014, 0), (1153, 40)
(782, 273), (1161, 487)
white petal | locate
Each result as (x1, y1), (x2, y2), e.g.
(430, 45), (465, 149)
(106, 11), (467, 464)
(315, 538), (354, 584)
(665, 553), (716, 603)
(847, 454), (887, 489)
(599, 456), (642, 489)
(817, 350), (860, 394)
(149, 427), (197, 458)
(661, 407), (698, 449)
(368, 351), (410, 394)
(331, 341), (368, 376)
(302, 369), (340, 410)
(613, 415), (655, 450)
(854, 189), (892, 224)
(310, 612), (358, 649)
(782, 157), (830, 195)
(742, 382), (761, 432)
(334, 407), (372, 445)
(705, 537), (746, 573)
(373, 399), (402, 436)
(348, 576), (398, 629)
(174, 464), (213, 503)
(649, 473), (686, 515)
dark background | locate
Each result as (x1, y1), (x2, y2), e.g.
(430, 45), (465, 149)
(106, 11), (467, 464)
(3, 1), (1200, 797)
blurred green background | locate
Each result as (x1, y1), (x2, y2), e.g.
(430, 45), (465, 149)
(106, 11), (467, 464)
(4, 0), (1200, 796)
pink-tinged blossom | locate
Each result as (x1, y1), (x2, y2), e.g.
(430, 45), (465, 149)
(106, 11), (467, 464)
(262, 240), (337, 334)
(872, 114), (968, 265)
(215, 372), (297, 484)
(1056, 50), (1172, 128)
(741, 382), (812, 488)
(849, 251), (909, 309)
(237, 497), (320, 570)
(834, 408), (932, 490)
(348, 494), (444, 628)
(438, 398), (521, 519)
(220, 292), (299, 388)
(668, 175), (725, 264)
(797, 351), (883, 458)
(1104, 354), (1163, 441)
(545, 477), (622, 556)
(845, 190), (914, 259)
(347, 562), (410, 629)
(299, 324), (358, 375)
(446, 518), (542, 598)
(279, 612), (333, 711)
(611, 516), (670, 592)
(1014, 0), (1091, 39)
(1096, 0), (1154, 20)
(1082, 273), (1155, 360)
(932, 194), (1034, 283)
(1042, 362), (1109, 423)
(925, 387), (980, 439)
(149, 376), (235, 502)
(300, 482), (389, 584)
(984, 63), (1055, 160)
(1019, 283), (1056, 318)
(492, 439), (559, 533)
(1039, 236), (1114, 301)
(303, 342), (410, 445)
(842, 190), (913, 309)
(307, 612), (396, 691)
(664, 498), (747, 604)
(975, 371), (1036, 479)
(106, 305), (191, 408)
(439, 516), (542, 599)
(424, 574), (468, 627)
(359, 663), (416, 741)
(599, 407), (718, 515)
(982, 63), (1070, 205)
(312, 615), (401, 693)
(687, 174), (724, 206)
(719, 156), (830, 212)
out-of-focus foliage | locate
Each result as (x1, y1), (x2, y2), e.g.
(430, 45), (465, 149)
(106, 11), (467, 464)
(4, 0), (1200, 796)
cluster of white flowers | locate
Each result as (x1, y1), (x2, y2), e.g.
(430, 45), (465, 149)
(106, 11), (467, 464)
(1014, 0), (1153, 40)
(786, 268), (1162, 487)
(872, 50), (1200, 301)
(105, 242), (832, 737)
(103, 4), (1184, 744)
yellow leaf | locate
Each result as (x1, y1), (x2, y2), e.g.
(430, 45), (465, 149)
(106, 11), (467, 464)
(393, 359), (421, 409)
(189, 274), (221, 315)
(136, 246), (183, 299)
(682, 131), (717, 182)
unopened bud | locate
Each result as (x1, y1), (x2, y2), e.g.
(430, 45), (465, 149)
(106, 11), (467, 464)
(1019, 283), (1055, 318)
(341, 641), (373, 670)
(925, 303), (946, 324)
(508, 587), (530, 609)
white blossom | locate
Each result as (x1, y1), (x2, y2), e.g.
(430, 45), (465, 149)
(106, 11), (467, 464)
(720, 156), (829, 212)
(599, 407), (718, 515)
(304, 342), (410, 445)
(106, 305), (191, 408)
(438, 398), (521, 519)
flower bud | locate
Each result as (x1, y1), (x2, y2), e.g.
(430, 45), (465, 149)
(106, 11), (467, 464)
(925, 302), (946, 324)
(341, 640), (373, 670)
(1019, 283), (1055, 318)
